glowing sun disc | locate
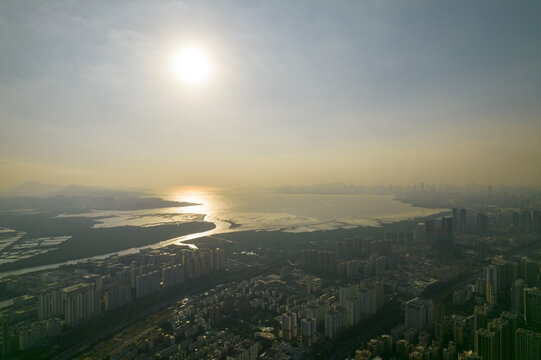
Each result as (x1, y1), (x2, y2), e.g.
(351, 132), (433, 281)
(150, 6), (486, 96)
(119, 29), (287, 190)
(173, 46), (211, 84)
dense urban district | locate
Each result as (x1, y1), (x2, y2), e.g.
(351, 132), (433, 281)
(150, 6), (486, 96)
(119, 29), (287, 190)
(1, 188), (541, 360)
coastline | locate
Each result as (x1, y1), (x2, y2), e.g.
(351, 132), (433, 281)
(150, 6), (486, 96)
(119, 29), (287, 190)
(0, 194), (449, 278)
(393, 195), (451, 209)
(186, 211), (447, 249)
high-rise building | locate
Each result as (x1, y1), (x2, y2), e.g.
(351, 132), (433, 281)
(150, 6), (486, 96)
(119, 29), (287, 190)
(302, 249), (336, 273)
(489, 318), (513, 360)
(442, 217), (453, 238)
(454, 320), (465, 347)
(485, 259), (518, 300)
(210, 248), (226, 270)
(336, 240), (354, 259)
(519, 258), (540, 285)
(161, 264), (184, 288)
(484, 265), (498, 305)
(533, 210), (541, 234)
(63, 283), (100, 326)
(425, 219), (437, 245)
(325, 306), (348, 338)
(103, 285), (131, 311)
(474, 305), (488, 333)
(281, 312), (297, 341)
(135, 270), (161, 298)
(375, 256), (386, 276)
(524, 287), (541, 325)
(37, 292), (51, 321)
(396, 339), (409, 358)
(366, 338), (383, 356)
(511, 279), (525, 315)
(358, 280), (384, 316)
(435, 218), (454, 261)
(380, 334), (392, 354)
(37, 288), (64, 321)
(476, 241), (488, 261)
(512, 212), (520, 233)
(183, 254), (194, 280)
(500, 312), (517, 360)
(405, 297), (433, 331)
(452, 208), (458, 231)
(475, 328), (497, 360)
(442, 342), (457, 360)
(475, 278), (486, 296)
(497, 260), (518, 294)
(339, 283), (360, 306)
(460, 209), (467, 234)
(300, 317), (316, 346)
(521, 211), (533, 234)
(345, 296), (362, 326)
(404, 327), (418, 344)
(515, 328), (541, 360)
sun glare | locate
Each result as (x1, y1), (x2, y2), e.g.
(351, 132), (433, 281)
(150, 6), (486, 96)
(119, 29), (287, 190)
(172, 46), (212, 85)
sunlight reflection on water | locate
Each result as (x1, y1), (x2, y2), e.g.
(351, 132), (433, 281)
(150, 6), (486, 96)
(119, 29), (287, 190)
(58, 187), (446, 235)
(1, 187), (448, 278)
(159, 186), (446, 234)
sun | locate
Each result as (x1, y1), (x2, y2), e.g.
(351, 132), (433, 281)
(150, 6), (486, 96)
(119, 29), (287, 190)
(172, 46), (212, 85)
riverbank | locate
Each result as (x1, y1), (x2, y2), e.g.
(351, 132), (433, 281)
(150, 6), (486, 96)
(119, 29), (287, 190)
(0, 221), (215, 273)
(0, 196), (449, 277)
(185, 212), (446, 255)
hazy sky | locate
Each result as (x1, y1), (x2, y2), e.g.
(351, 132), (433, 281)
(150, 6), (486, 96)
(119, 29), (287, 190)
(1, 1), (540, 191)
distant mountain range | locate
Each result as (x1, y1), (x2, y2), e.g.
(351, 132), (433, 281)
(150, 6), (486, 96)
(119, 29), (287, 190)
(1, 181), (144, 198)
(0, 182), (196, 211)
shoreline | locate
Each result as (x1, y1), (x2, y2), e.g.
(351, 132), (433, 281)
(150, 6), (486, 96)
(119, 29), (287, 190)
(0, 202), (449, 278)
(393, 195), (451, 210)
(183, 211), (448, 255)
(0, 221), (215, 277)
